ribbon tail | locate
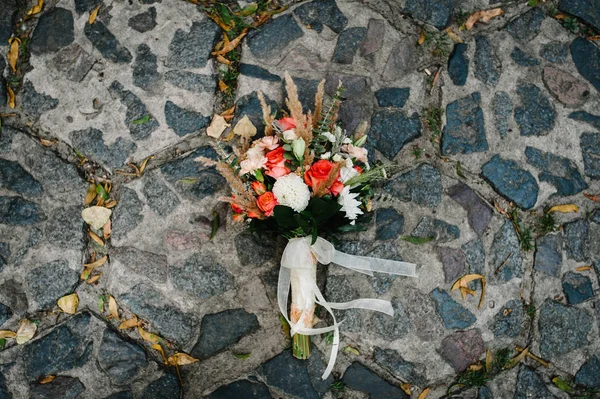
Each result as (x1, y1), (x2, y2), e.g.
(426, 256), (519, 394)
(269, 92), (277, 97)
(325, 298), (394, 316)
(312, 281), (339, 380)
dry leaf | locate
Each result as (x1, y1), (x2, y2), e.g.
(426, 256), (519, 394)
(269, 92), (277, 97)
(138, 155), (154, 175)
(469, 364), (483, 371)
(8, 38), (20, 73)
(138, 326), (160, 343)
(152, 343), (168, 364)
(26, 0), (44, 15)
(103, 219), (111, 239)
(504, 347), (529, 369)
(547, 204), (578, 213)
(233, 115), (257, 139)
(583, 193), (599, 202)
(0, 330), (17, 339)
(514, 346), (550, 367)
(167, 353), (198, 366)
(212, 28), (248, 56)
(82, 206), (112, 230)
(108, 296), (119, 320)
(418, 387), (430, 399)
(576, 266), (591, 271)
(452, 274), (486, 309)
(84, 255), (107, 269)
(554, 14), (567, 20)
(207, 114), (230, 138)
(16, 319), (37, 344)
(39, 375), (55, 384)
(400, 383), (412, 395)
(430, 67), (441, 95)
(216, 55), (231, 65)
(57, 293), (79, 314)
(88, 5), (100, 24)
(220, 105), (236, 117)
(7, 86), (15, 109)
(39, 138), (57, 147)
(485, 349), (492, 372)
(465, 8), (504, 30)
(119, 316), (140, 330)
(418, 30), (426, 45)
(104, 200), (117, 209)
(218, 80), (229, 92)
(89, 231), (104, 246)
(445, 27), (463, 43)
(80, 267), (92, 281)
(588, 35), (600, 41)
(86, 274), (101, 284)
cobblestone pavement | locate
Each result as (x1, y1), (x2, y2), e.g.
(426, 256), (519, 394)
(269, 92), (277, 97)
(1, 0), (600, 397)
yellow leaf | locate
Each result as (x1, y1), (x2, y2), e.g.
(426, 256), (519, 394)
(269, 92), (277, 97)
(445, 27), (463, 43)
(138, 326), (160, 343)
(80, 266), (93, 281)
(576, 266), (591, 271)
(220, 105), (236, 117)
(57, 293), (79, 315)
(417, 29), (426, 45)
(108, 296), (119, 320)
(16, 319), (37, 344)
(88, 230), (104, 246)
(119, 316), (140, 330)
(167, 352), (198, 366)
(104, 200), (117, 209)
(152, 343), (168, 364)
(418, 387), (430, 399)
(485, 349), (492, 372)
(216, 55), (231, 65)
(39, 375), (55, 384)
(88, 5), (100, 24)
(84, 184), (97, 206)
(8, 38), (20, 73)
(218, 80), (229, 92)
(26, 0), (44, 15)
(212, 28), (248, 56)
(207, 114), (230, 138)
(469, 364), (483, 371)
(233, 115), (257, 139)
(465, 8), (504, 30)
(0, 330), (17, 339)
(504, 347), (529, 369)
(451, 274), (484, 290)
(343, 345), (359, 355)
(400, 383), (412, 395)
(7, 86), (15, 109)
(138, 155), (154, 175)
(547, 204), (578, 213)
(84, 255), (107, 268)
(81, 206), (112, 230)
(86, 273), (101, 284)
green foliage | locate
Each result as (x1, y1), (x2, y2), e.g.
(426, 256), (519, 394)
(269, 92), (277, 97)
(534, 213), (557, 236)
(454, 9), (471, 28)
(563, 16), (579, 34)
(526, 303), (536, 318)
(508, 209), (533, 251)
(424, 107), (444, 147)
(132, 115), (151, 125)
(411, 146), (424, 160)
(422, 30), (453, 57)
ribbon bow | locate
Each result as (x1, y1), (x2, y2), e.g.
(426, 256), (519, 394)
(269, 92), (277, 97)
(278, 237), (417, 379)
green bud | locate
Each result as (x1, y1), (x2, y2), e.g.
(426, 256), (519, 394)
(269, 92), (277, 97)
(354, 134), (368, 147)
(292, 139), (305, 161)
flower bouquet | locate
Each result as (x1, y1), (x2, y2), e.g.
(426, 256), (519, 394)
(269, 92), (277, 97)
(200, 74), (417, 379)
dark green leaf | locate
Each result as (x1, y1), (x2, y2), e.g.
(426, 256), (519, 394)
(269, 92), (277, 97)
(273, 205), (298, 228)
(401, 236), (434, 245)
(240, 2), (258, 16)
(551, 377), (572, 393)
(311, 227), (318, 245)
(210, 209), (220, 240)
(308, 197), (341, 223)
(95, 185), (109, 200)
(132, 115), (150, 125)
(283, 152), (295, 160)
(233, 352), (252, 359)
(0, 338), (5, 350)
(283, 144), (292, 151)
(456, 161), (465, 178)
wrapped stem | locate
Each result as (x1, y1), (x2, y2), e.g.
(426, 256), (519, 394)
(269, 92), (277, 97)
(290, 257), (317, 359)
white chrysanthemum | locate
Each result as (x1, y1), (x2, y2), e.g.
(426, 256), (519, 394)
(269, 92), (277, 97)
(340, 165), (359, 183)
(338, 186), (363, 221)
(272, 173), (311, 212)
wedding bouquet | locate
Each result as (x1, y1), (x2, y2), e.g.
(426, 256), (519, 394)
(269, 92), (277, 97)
(200, 74), (417, 379)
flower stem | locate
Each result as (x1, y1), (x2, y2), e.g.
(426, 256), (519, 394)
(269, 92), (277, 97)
(292, 333), (311, 359)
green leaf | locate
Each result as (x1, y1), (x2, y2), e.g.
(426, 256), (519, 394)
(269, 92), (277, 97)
(294, 214), (312, 234)
(273, 205), (298, 229)
(240, 2), (258, 16)
(132, 115), (151, 125)
(98, 296), (106, 313)
(311, 227), (318, 245)
(343, 345), (359, 355)
(283, 152), (295, 160)
(0, 338), (5, 350)
(210, 209), (220, 240)
(96, 185), (109, 200)
(354, 134), (368, 147)
(233, 352), (252, 359)
(279, 314), (290, 338)
(527, 0), (538, 5)
(254, 169), (264, 182)
(551, 377), (572, 393)
(401, 236), (434, 245)
(456, 161), (465, 178)
(308, 197), (341, 223)
(282, 144), (292, 151)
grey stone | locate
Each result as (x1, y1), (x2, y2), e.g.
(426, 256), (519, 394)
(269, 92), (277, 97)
(294, 0), (348, 33)
(260, 351), (319, 399)
(559, 0), (600, 31)
(103, 392), (133, 399)
(30, 376), (85, 399)
(170, 253), (235, 298)
(337, 99), (373, 134)
(85, 21), (132, 63)
(0, 159), (43, 197)
(205, 380), (271, 399)
(540, 41), (569, 63)
(70, 128), (136, 169)
(542, 66), (591, 107)
(366, 243), (402, 294)
(44, 205), (85, 248)
(374, 347), (426, 385)
(439, 329), (485, 372)
(411, 216), (460, 243)
(478, 386), (493, 399)
(493, 91), (512, 138)
(239, 64), (280, 82)
(142, 373), (181, 399)
(50, 44), (95, 83)
(109, 80), (159, 141)
(405, 0), (454, 28)
(511, 47), (539, 66)
(30, 8), (74, 55)
(474, 36), (500, 86)
(284, 76), (320, 113)
(324, 73), (370, 100)
(0, 0), (15, 43)
(0, 370), (10, 398)
(235, 231), (277, 267)
(375, 88), (410, 108)
(492, 299), (523, 338)
(98, 329), (147, 385)
(0, 242), (9, 272)
(506, 7), (545, 41)
(463, 239), (486, 290)
(74, 0), (101, 14)
(525, 146), (588, 196)
(0, 58), (6, 110)
(164, 100), (209, 137)
(384, 163), (442, 208)
(562, 272), (594, 305)
(247, 14), (303, 59)
(375, 207), (404, 240)
(570, 38), (600, 93)
(564, 219), (588, 261)
(21, 81), (59, 119)
(514, 366), (555, 399)
(111, 246), (168, 283)
(442, 92), (488, 155)
(430, 288), (476, 329)
(569, 111), (600, 130)
(448, 183), (492, 236)
(361, 19), (385, 57)
(26, 260), (78, 310)
(23, 313), (93, 379)
(534, 234), (562, 277)
(306, 350), (334, 395)
(538, 299), (592, 359)
(332, 27), (367, 64)
(160, 159), (224, 201)
(438, 246), (465, 283)
(0, 280), (28, 315)
(191, 308), (259, 359)
(142, 173), (180, 216)
(112, 187), (143, 241)
(326, 274), (363, 332)
(128, 7), (157, 33)
(0, 302), (12, 326)
(369, 110), (421, 159)
(448, 43), (469, 86)
(581, 132), (600, 179)
(575, 355), (600, 389)
(382, 39), (417, 81)
(133, 44), (161, 92)
(489, 221), (523, 282)
(165, 70), (216, 93)
(233, 92), (278, 137)
(403, 286), (445, 342)
(481, 155), (539, 209)
(342, 362), (409, 398)
(167, 20), (219, 68)
(372, 297), (411, 340)
(0, 196), (44, 225)
(120, 283), (199, 345)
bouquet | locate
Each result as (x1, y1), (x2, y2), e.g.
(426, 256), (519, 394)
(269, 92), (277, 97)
(200, 74), (417, 379)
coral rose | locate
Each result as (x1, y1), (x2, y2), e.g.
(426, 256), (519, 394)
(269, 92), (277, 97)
(265, 147), (290, 179)
(256, 192), (278, 216)
(330, 180), (344, 196)
(231, 202), (244, 214)
(278, 117), (296, 131)
(304, 160), (338, 192)
(251, 181), (267, 195)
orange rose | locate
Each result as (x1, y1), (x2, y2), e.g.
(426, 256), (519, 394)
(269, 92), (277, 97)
(251, 181), (267, 195)
(265, 147), (290, 179)
(278, 117), (296, 131)
(330, 180), (344, 196)
(230, 197), (244, 214)
(354, 165), (363, 174)
(304, 160), (338, 192)
(256, 192), (278, 216)
(248, 210), (260, 219)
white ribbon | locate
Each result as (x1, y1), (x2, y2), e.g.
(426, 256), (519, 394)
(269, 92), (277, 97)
(278, 237), (417, 380)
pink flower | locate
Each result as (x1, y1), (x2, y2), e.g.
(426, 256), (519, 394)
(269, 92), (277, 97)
(256, 136), (280, 150)
(239, 156), (266, 175)
(264, 147), (291, 179)
(342, 144), (368, 163)
(278, 117), (296, 131)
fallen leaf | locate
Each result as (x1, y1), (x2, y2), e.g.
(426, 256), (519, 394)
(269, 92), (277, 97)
(8, 38), (20, 72)
(465, 8), (504, 30)
(343, 345), (359, 355)
(119, 316), (140, 330)
(0, 330), (17, 339)
(418, 29), (426, 45)
(103, 220), (111, 240)
(138, 326), (160, 343)
(138, 155), (154, 175)
(504, 347), (529, 369)
(210, 209), (220, 240)
(168, 353), (198, 366)
(39, 375), (55, 384)
(452, 274), (486, 309)
(84, 184), (97, 205)
(400, 383), (412, 395)
(233, 352), (251, 359)
(576, 266), (591, 271)
(207, 114), (230, 138)
(26, 0), (44, 15)
(80, 267), (92, 281)
(39, 138), (57, 147)
(86, 274), (101, 284)
(445, 27), (463, 43)
(552, 377), (572, 393)
(133, 115), (151, 125)
(216, 55), (231, 65)
(588, 35), (600, 41)
(239, 2), (258, 16)
(104, 200), (117, 209)
(418, 387), (430, 399)
(515, 346), (550, 367)
(220, 105), (236, 117)
(218, 80), (229, 92)
(469, 364), (483, 371)
(583, 193), (599, 202)
(98, 296), (105, 312)
(430, 67), (441, 95)
(485, 349), (492, 372)
(152, 343), (168, 364)
(88, 5), (100, 24)
(57, 293), (79, 315)
(16, 319), (37, 344)
(547, 204), (578, 213)
(554, 14), (567, 20)
(108, 296), (119, 320)
(456, 161), (465, 178)
(84, 255), (107, 269)
(7, 86), (15, 109)
(212, 28), (248, 56)
(88, 230), (104, 246)
(82, 206), (112, 230)
(233, 115), (257, 139)
(95, 184), (109, 200)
